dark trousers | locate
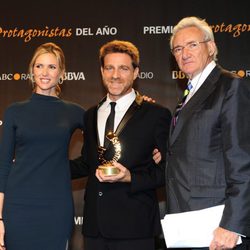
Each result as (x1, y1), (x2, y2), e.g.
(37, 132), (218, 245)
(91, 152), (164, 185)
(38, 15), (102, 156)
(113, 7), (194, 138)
(84, 236), (155, 250)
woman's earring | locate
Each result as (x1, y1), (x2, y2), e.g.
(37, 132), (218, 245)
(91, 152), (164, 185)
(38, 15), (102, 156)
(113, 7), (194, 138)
(58, 77), (64, 84)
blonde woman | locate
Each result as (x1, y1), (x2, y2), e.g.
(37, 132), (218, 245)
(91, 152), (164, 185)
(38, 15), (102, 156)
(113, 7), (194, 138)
(0, 43), (85, 250)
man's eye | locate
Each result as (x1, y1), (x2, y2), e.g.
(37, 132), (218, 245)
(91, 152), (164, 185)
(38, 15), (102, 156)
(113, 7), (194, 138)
(174, 47), (182, 53)
(104, 66), (113, 71)
(189, 42), (198, 49)
(120, 66), (129, 71)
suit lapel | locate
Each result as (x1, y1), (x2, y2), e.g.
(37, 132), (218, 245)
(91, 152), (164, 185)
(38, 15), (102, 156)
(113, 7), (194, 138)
(170, 66), (222, 145)
(115, 92), (143, 136)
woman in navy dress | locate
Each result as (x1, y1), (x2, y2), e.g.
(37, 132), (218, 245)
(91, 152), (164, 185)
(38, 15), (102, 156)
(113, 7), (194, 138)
(0, 43), (85, 250)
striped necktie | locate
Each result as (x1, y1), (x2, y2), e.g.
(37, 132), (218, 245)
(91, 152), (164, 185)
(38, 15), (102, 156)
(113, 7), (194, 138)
(172, 81), (193, 127)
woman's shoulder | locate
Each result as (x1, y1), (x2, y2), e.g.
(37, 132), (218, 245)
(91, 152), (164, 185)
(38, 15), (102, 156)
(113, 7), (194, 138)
(2, 99), (31, 123)
(5, 98), (31, 112)
(61, 99), (83, 108)
(60, 99), (85, 114)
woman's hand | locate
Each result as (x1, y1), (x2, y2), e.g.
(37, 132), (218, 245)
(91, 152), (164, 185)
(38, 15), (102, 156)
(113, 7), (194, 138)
(0, 219), (5, 250)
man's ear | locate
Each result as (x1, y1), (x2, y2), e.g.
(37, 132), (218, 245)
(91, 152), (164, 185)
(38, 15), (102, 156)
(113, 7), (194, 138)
(207, 40), (216, 56)
(133, 67), (139, 80)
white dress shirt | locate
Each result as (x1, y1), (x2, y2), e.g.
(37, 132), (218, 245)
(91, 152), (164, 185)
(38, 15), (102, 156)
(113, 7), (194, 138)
(185, 61), (216, 104)
(98, 89), (136, 146)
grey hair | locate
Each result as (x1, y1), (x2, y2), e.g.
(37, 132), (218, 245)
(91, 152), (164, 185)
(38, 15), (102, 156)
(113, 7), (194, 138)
(170, 16), (218, 61)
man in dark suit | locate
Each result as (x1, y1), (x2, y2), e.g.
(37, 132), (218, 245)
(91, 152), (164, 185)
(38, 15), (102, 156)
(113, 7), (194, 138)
(159, 16), (250, 250)
(71, 40), (172, 250)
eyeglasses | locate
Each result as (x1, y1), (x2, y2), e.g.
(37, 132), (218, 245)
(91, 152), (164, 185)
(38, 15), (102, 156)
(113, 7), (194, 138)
(171, 40), (210, 56)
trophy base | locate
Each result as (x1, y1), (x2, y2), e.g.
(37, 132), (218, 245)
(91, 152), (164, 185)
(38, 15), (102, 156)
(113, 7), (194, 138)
(98, 165), (120, 176)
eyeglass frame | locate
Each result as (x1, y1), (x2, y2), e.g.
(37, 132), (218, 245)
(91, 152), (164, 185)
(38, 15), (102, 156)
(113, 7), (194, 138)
(171, 40), (210, 56)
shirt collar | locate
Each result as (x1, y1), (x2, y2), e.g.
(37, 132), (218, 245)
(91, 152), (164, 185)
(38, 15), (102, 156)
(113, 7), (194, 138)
(190, 61), (216, 91)
(103, 89), (136, 110)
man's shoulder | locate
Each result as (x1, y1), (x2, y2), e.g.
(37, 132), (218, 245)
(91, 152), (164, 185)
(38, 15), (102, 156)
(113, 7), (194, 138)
(141, 100), (171, 114)
(86, 105), (97, 112)
(83, 105), (97, 120)
(217, 66), (249, 91)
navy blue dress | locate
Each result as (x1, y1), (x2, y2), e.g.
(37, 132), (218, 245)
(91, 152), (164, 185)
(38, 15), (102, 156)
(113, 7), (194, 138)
(0, 93), (84, 250)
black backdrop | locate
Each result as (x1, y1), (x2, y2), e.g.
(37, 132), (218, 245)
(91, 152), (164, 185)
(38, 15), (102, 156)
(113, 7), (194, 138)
(0, 1), (249, 249)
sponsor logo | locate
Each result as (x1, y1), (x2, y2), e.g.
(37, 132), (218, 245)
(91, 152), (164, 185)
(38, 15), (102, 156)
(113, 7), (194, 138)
(75, 26), (118, 36)
(211, 23), (250, 37)
(172, 70), (250, 79)
(74, 216), (83, 225)
(231, 70), (250, 78)
(143, 23), (250, 37)
(0, 72), (86, 81)
(1, 22), (249, 43)
(171, 71), (186, 80)
(138, 71), (154, 79)
(0, 25), (119, 41)
(0, 26), (72, 42)
(0, 73), (31, 81)
(65, 72), (85, 81)
(143, 26), (173, 34)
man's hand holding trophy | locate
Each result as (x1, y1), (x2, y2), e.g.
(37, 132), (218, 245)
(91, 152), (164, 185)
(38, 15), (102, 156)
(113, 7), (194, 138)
(96, 131), (132, 183)
(98, 131), (121, 176)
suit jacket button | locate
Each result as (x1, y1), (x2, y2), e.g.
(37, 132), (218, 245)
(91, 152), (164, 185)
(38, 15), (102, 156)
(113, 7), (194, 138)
(98, 191), (103, 196)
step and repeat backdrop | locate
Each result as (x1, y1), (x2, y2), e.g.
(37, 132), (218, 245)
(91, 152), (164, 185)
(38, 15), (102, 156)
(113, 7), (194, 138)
(0, 0), (249, 249)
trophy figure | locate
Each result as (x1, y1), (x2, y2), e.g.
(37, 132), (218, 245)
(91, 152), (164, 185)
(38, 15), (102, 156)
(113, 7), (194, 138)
(98, 132), (121, 176)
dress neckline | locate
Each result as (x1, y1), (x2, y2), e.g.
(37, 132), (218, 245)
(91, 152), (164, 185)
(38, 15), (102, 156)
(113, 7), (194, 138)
(31, 93), (60, 102)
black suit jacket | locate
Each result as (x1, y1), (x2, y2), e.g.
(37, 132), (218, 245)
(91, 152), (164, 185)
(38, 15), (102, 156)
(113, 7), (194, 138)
(71, 94), (172, 239)
(166, 65), (250, 236)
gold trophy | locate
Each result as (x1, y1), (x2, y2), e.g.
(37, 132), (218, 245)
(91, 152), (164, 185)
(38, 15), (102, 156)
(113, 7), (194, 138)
(98, 132), (121, 176)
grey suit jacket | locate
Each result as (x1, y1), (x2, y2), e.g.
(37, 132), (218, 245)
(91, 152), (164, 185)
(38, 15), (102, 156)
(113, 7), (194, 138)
(166, 65), (250, 236)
